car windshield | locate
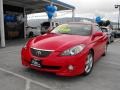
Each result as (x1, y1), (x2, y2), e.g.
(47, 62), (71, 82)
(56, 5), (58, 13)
(51, 24), (92, 36)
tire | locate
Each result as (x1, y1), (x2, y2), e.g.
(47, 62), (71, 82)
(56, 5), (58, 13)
(108, 37), (111, 44)
(28, 32), (34, 38)
(83, 51), (94, 76)
(102, 44), (107, 56)
(111, 36), (114, 42)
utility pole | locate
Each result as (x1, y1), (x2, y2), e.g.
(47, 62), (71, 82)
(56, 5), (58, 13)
(115, 5), (120, 30)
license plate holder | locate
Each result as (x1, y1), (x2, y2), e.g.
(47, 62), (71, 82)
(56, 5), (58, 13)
(31, 59), (41, 68)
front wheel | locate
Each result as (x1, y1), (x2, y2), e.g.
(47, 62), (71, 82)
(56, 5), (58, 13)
(83, 51), (94, 76)
(28, 32), (34, 38)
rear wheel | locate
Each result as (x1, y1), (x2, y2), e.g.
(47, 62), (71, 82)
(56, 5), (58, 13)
(102, 44), (107, 56)
(108, 38), (111, 44)
(83, 51), (94, 76)
(111, 36), (114, 42)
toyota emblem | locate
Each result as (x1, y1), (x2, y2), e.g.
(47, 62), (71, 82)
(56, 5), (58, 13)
(36, 51), (42, 56)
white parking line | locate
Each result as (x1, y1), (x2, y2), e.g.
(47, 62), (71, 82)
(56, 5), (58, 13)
(0, 67), (52, 90)
(26, 80), (30, 90)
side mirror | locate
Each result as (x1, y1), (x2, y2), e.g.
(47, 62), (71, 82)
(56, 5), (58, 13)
(93, 32), (103, 37)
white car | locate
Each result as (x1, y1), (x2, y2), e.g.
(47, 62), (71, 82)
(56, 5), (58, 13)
(26, 26), (41, 38)
(41, 21), (59, 35)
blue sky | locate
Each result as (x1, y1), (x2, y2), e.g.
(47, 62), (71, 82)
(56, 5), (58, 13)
(28, 0), (120, 22)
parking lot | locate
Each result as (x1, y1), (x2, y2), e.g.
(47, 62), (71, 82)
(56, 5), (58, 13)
(0, 38), (120, 90)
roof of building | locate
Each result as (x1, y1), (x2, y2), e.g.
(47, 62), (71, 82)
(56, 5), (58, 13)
(3, 0), (75, 14)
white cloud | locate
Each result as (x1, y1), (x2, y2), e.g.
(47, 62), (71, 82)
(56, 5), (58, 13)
(60, 0), (120, 13)
(59, 0), (120, 22)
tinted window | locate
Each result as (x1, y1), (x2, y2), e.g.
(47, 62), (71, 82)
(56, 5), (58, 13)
(41, 22), (50, 26)
(51, 24), (92, 36)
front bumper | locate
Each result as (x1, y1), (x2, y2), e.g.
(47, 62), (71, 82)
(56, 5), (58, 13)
(21, 48), (88, 76)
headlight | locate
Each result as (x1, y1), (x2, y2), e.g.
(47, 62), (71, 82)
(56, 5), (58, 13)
(61, 44), (85, 56)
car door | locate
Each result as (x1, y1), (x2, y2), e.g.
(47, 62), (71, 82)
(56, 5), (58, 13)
(92, 25), (105, 60)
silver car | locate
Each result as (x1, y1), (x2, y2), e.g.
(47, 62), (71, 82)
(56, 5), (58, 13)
(101, 27), (114, 44)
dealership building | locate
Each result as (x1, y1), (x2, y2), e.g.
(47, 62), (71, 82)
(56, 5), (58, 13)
(0, 0), (75, 47)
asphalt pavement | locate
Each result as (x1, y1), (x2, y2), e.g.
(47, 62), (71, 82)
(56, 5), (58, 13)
(0, 38), (120, 90)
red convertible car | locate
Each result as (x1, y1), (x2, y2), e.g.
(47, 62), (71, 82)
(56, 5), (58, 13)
(21, 22), (108, 76)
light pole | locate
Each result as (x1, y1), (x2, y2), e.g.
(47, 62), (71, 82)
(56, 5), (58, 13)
(115, 5), (120, 30)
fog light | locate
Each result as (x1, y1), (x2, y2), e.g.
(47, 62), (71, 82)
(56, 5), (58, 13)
(68, 65), (74, 71)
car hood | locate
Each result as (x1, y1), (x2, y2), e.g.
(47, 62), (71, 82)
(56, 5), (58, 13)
(31, 33), (90, 51)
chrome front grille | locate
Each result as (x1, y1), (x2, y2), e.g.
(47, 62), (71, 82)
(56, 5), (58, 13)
(31, 48), (52, 57)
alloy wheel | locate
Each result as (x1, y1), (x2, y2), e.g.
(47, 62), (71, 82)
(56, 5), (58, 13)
(84, 52), (94, 75)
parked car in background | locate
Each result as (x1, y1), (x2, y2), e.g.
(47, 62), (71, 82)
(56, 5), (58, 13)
(26, 26), (41, 38)
(41, 21), (59, 35)
(113, 30), (120, 38)
(21, 22), (108, 76)
(101, 27), (114, 44)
